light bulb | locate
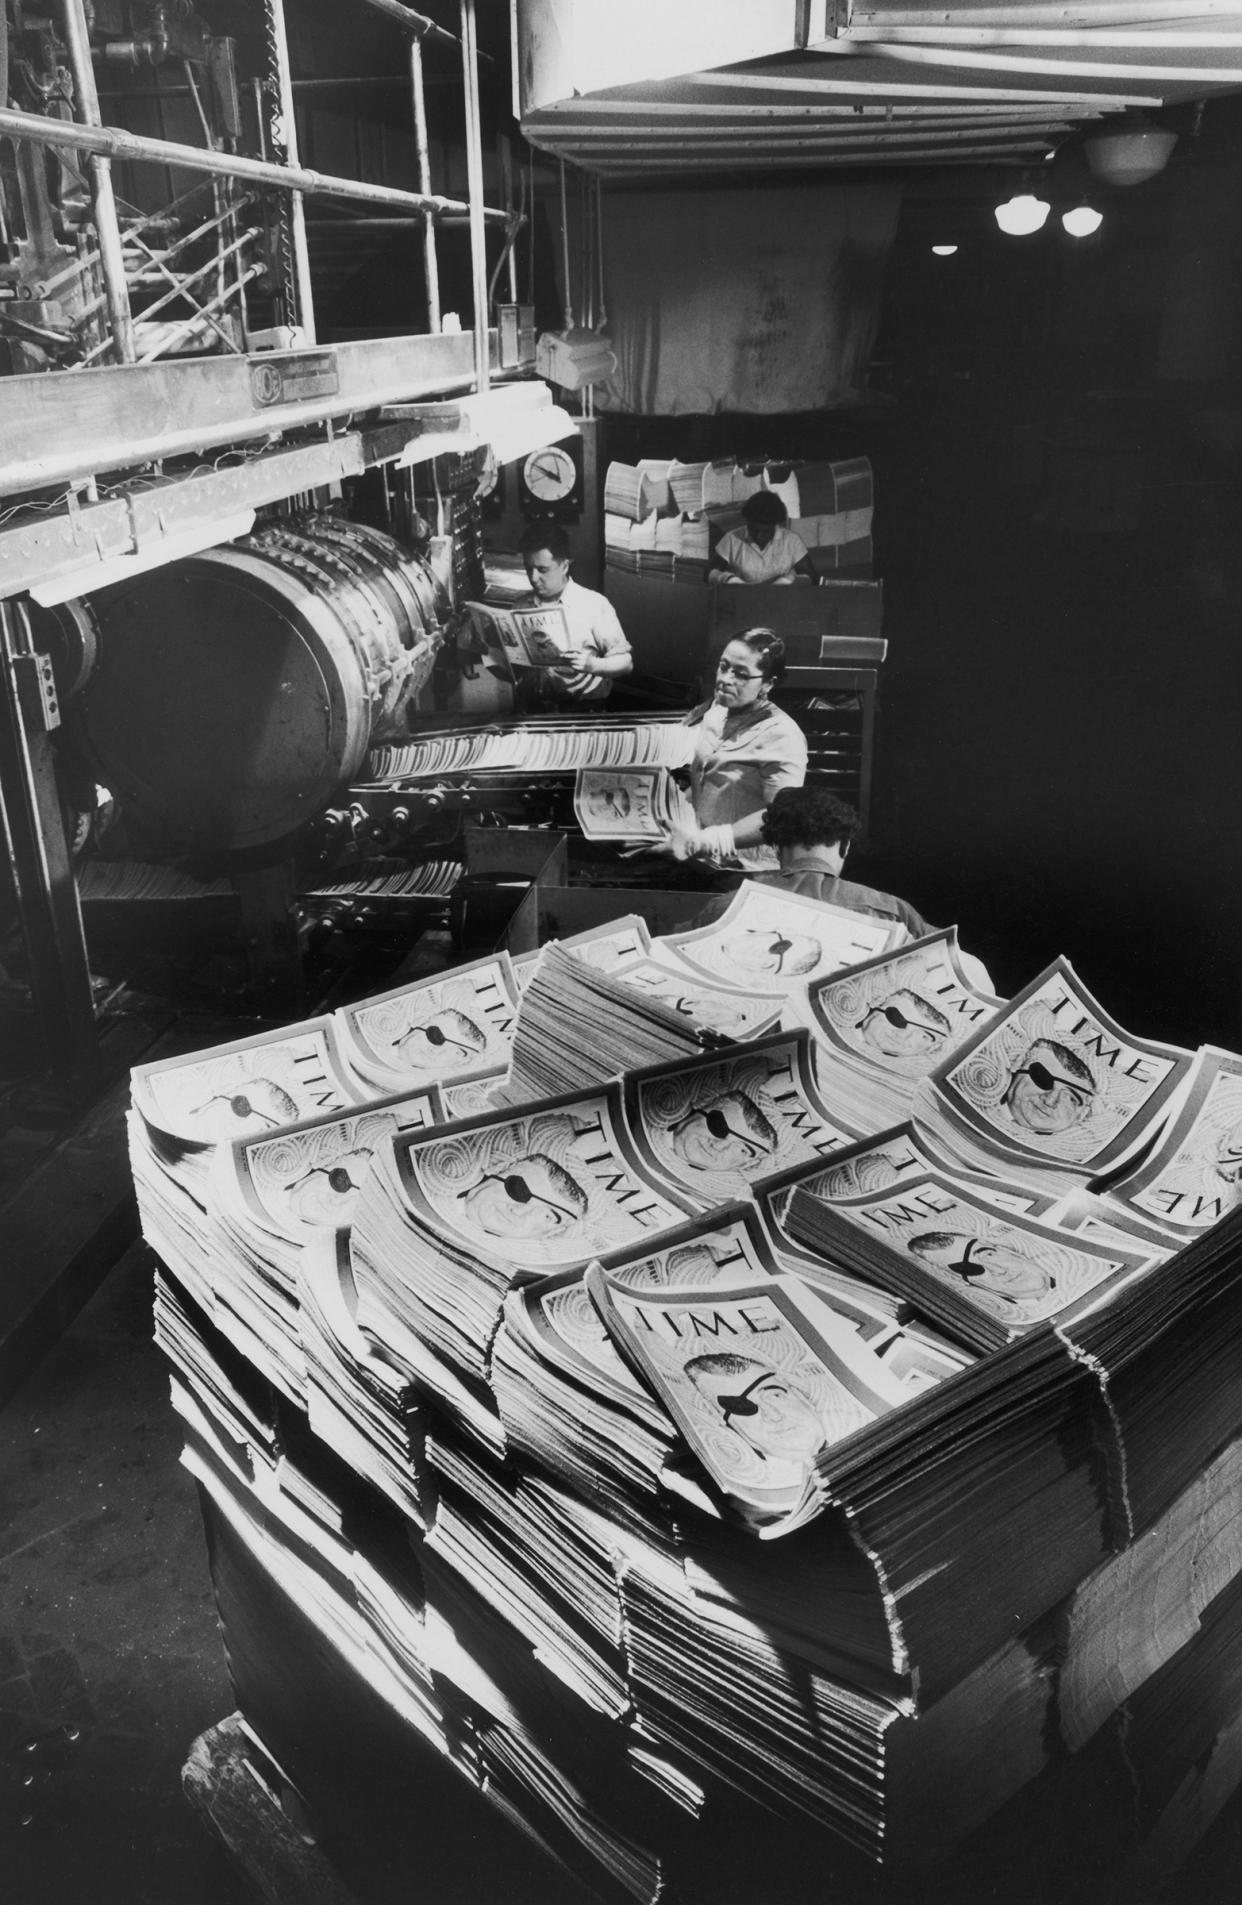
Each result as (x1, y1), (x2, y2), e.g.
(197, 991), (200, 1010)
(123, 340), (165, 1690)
(994, 194), (1051, 236)
(1061, 204), (1103, 238)
(931, 244), (958, 257)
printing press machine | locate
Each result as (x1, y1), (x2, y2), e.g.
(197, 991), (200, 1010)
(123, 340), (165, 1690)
(27, 503), (886, 1035)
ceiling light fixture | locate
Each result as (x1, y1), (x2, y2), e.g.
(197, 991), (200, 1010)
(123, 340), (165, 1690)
(931, 244), (958, 257)
(994, 193), (1051, 237)
(1084, 125), (1177, 188)
(1061, 203), (1104, 239)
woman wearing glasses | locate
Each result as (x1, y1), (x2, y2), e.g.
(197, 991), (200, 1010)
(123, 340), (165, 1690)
(670, 628), (808, 875)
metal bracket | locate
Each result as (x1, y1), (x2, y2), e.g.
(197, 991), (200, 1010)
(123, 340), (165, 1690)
(12, 651), (61, 732)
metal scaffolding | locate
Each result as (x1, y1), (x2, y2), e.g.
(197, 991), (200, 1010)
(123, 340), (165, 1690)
(0, 0), (532, 1079)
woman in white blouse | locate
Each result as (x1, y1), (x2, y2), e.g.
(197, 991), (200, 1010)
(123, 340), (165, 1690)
(670, 628), (808, 874)
(709, 491), (817, 586)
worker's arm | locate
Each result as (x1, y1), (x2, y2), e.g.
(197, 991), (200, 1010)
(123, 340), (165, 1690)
(557, 646), (633, 679)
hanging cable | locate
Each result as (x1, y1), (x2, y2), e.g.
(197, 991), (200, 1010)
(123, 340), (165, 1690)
(595, 174), (607, 332)
(486, 168), (525, 312)
(526, 147), (535, 307)
(558, 157), (574, 331)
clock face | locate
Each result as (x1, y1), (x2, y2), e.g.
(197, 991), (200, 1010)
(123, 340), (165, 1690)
(522, 444), (578, 503)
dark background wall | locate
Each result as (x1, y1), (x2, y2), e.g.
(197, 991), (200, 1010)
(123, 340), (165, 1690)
(603, 99), (1242, 1056)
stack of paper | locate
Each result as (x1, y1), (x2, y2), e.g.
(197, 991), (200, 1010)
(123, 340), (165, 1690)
(498, 942), (732, 1107)
(668, 459), (709, 512)
(609, 948), (784, 1044)
(785, 1164), (1163, 1355)
(911, 957), (1196, 1193)
(662, 879), (907, 992)
(348, 1080), (695, 1426)
(368, 714), (694, 782)
(799, 927), (1006, 1132)
(134, 882), (1242, 1900)
(573, 764), (693, 845)
(603, 461), (672, 522)
(622, 1029), (856, 1212)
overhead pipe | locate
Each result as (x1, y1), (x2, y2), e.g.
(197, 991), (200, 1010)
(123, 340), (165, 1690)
(409, 34), (442, 331)
(358, 0), (467, 55)
(459, 0), (489, 394)
(60, 0), (136, 364)
(0, 103), (511, 220)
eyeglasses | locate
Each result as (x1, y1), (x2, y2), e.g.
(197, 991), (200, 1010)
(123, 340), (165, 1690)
(1009, 1061), (1094, 1101)
(716, 660), (764, 680)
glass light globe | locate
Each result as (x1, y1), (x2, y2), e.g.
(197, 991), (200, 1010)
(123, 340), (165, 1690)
(994, 194), (1051, 236)
(1061, 204), (1104, 238)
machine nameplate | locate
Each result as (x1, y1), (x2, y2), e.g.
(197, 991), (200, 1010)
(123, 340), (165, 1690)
(250, 353), (341, 409)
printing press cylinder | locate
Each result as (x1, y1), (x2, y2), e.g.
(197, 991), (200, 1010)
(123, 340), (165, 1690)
(67, 516), (448, 853)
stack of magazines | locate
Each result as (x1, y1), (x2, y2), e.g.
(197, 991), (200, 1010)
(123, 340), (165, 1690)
(602, 455), (875, 584)
(572, 764), (694, 846)
(367, 714), (694, 782)
(132, 881), (1242, 1900)
(498, 943), (737, 1106)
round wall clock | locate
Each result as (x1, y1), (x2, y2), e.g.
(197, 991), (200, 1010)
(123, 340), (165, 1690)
(518, 440), (583, 517)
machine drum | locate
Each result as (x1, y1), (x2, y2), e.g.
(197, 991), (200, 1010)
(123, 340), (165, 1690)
(67, 515), (447, 852)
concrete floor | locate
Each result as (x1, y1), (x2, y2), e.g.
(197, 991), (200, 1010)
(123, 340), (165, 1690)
(0, 1239), (251, 1905)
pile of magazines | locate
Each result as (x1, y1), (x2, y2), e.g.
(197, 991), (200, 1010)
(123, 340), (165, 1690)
(132, 879), (1242, 1899)
(367, 714), (694, 782)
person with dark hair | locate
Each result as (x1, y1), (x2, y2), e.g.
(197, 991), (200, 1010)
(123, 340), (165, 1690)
(515, 521), (633, 704)
(757, 783), (934, 937)
(709, 489), (817, 586)
(669, 628), (808, 872)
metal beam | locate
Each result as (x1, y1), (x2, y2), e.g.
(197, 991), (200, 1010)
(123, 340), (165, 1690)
(848, 29), (1242, 48)
(538, 116), (1082, 141)
(0, 332), (528, 497)
(356, 0), (463, 52)
(460, 0), (490, 394)
(548, 137), (1074, 160)
(674, 66), (1161, 104)
(0, 103), (511, 220)
(587, 141), (1058, 173)
(852, 4), (1242, 24)
(61, 0), (136, 365)
(846, 40), (1242, 82)
(410, 34), (442, 331)
(528, 97), (1102, 116)
(0, 439), (369, 599)
(267, 0), (317, 343)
